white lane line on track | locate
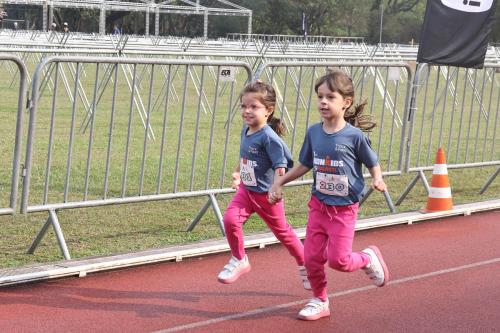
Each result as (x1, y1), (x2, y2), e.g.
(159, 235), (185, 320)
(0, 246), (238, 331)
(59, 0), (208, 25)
(152, 257), (500, 333)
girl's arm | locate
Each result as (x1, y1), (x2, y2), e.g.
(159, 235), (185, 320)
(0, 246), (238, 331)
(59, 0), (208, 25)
(231, 162), (240, 189)
(368, 164), (386, 192)
(268, 163), (311, 203)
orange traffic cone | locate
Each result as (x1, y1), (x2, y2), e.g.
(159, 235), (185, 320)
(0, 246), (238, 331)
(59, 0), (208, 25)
(420, 148), (453, 213)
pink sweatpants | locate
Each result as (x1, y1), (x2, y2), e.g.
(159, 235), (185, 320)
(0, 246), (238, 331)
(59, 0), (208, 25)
(223, 186), (305, 265)
(304, 196), (370, 301)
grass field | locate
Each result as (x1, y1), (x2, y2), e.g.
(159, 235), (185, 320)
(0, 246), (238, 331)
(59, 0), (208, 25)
(0, 58), (499, 268)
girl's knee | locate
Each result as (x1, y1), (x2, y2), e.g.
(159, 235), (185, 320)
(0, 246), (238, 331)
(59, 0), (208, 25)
(328, 256), (351, 272)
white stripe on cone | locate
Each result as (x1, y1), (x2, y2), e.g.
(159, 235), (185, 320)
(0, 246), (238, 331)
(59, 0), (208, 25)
(432, 164), (448, 175)
(429, 187), (452, 198)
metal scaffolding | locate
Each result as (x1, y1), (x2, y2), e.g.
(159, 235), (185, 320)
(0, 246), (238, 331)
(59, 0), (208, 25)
(0, 0), (252, 36)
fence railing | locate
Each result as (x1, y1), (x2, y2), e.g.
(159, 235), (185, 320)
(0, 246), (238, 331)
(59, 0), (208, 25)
(21, 56), (252, 258)
(0, 54), (499, 260)
(397, 63), (500, 205)
(0, 54), (28, 216)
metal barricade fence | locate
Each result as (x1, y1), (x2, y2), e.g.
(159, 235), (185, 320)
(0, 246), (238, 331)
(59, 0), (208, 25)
(0, 54), (27, 216)
(397, 63), (500, 204)
(21, 56), (252, 259)
(254, 61), (413, 211)
(18, 56), (498, 260)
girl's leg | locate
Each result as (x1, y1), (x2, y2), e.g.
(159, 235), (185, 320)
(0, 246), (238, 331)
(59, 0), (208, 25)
(303, 197), (329, 301)
(223, 186), (254, 260)
(325, 203), (370, 272)
(251, 191), (305, 265)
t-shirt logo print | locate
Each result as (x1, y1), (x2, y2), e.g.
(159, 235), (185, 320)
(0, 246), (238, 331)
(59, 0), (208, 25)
(248, 146), (258, 154)
(335, 144), (348, 153)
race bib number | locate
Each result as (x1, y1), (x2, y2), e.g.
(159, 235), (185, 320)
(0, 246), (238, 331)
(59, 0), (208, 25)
(240, 161), (257, 186)
(316, 172), (349, 196)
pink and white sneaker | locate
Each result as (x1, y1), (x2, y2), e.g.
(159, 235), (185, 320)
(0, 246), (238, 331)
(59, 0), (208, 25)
(362, 246), (389, 287)
(297, 298), (330, 321)
(217, 255), (251, 284)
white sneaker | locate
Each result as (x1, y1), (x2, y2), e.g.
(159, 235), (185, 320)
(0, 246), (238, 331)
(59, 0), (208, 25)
(298, 265), (312, 290)
(217, 255), (251, 284)
(297, 298), (330, 321)
(362, 246), (389, 287)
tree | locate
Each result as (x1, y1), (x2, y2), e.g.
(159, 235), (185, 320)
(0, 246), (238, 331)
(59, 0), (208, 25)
(367, 0), (425, 43)
(290, 0), (336, 35)
(256, 0), (299, 34)
(331, 0), (371, 37)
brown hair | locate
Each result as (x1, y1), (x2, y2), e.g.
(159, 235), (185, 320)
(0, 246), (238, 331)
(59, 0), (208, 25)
(240, 80), (286, 136)
(314, 70), (376, 132)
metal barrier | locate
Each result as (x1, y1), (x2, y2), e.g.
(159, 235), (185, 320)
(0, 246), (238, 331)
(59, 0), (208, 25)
(0, 54), (27, 216)
(21, 56), (252, 259)
(397, 63), (500, 204)
(253, 61), (413, 212)
(14, 55), (500, 260)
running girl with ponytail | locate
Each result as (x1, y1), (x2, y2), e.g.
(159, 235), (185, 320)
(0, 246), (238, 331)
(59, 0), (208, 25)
(217, 80), (310, 290)
(269, 70), (390, 321)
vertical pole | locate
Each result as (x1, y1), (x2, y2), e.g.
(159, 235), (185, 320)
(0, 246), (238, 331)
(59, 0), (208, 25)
(145, 7), (150, 37)
(247, 12), (252, 34)
(48, 5), (53, 31)
(155, 7), (160, 36)
(43, 2), (48, 31)
(99, 5), (106, 35)
(379, 4), (383, 44)
(10, 59), (27, 213)
(203, 10), (208, 38)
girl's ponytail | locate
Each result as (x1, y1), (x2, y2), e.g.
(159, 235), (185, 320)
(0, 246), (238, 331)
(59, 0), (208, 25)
(267, 115), (286, 137)
(344, 100), (376, 132)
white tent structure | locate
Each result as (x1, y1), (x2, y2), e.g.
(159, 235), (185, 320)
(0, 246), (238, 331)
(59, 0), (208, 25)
(0, 0), (252, 36)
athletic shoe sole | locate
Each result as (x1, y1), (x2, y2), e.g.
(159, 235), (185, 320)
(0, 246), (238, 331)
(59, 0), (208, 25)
(297, 308), (330, 321)
(368, 245), (389, 286)
(217, 264), (251, 284)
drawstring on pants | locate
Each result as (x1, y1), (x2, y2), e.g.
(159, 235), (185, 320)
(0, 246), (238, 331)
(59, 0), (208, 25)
(317, 199), (338, 221)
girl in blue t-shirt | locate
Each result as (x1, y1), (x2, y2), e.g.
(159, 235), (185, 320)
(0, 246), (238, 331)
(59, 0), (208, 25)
(269, 70), (390, 321)
(217, 81), (310, 290)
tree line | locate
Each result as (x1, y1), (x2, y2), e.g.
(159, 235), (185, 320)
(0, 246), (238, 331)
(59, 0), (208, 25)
(1, 0), (499, 44)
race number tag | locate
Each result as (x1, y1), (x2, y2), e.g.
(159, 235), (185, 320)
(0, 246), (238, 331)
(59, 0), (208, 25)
(316, 172), (349, 196)
(240, 161), (257, 186)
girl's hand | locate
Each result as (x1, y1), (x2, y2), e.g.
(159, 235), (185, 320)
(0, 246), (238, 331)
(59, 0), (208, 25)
(231, 172), (241, 189)
(268, 184), (283, 204)
(371, 178), (386, 192)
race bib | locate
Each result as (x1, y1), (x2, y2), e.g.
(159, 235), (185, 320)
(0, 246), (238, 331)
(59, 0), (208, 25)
(316, 172), (349, 196)
(240, 160), (257, 186)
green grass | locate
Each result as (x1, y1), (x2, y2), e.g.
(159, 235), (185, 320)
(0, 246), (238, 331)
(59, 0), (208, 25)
(0, 60), (499, 269)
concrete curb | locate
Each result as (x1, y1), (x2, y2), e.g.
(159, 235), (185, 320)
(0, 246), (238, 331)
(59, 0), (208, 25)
(1, 199), (499, 287)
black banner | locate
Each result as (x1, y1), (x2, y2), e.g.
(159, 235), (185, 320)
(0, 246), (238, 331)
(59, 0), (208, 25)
(417, 0), (497, 68)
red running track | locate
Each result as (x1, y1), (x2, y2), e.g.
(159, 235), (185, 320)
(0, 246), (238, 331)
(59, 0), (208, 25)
(1, 210), (499, 333)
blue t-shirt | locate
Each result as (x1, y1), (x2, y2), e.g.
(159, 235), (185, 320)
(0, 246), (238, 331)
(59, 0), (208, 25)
(239, 125), (293, 193)
(299, 123), (378, 206)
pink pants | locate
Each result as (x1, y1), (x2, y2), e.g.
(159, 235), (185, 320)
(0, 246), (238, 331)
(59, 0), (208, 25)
(304, 196), (370, 301)
(223, 186), (304, 265)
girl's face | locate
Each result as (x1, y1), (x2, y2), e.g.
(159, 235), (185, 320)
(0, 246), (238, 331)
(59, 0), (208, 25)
(316, 82), (352, 121)
(240, 92), (271, 131)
